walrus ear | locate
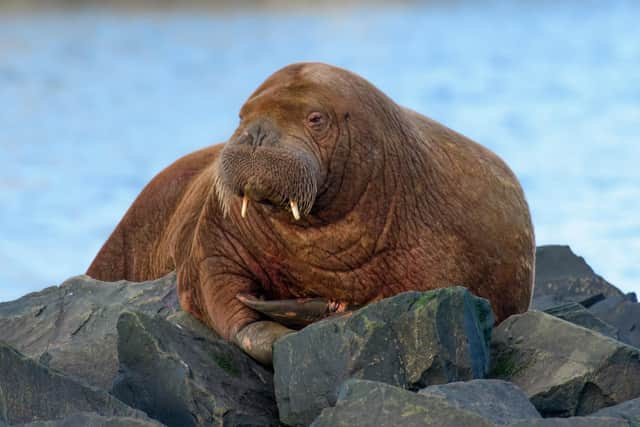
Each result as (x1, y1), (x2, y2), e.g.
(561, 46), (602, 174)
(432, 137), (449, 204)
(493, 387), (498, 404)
(344, 112), (350, 121)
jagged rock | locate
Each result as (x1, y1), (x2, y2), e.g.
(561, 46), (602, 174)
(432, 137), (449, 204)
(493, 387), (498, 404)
(273, 288), (494, 426)
(576, 293), (607, 308)
(544, 302), (618, 339)
(112, 311), (279, 427)
(418, 379), (541, 424)
(491, 310), (640, 417)
(16, 412), (165, 427)
(310, 379), (496, 427)
(532, 245), (623, 310)
(590, 396), (640, 422)
(0, 273), (179, 389)
(589, 296), (640, 349)
(506, 417), (628, 426)
(0, 342), (153, 426)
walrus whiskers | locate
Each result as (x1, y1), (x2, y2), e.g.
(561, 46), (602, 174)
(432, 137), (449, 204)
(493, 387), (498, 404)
(215, 143), (319, 221)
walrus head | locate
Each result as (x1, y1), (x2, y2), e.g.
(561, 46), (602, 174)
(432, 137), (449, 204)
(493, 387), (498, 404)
(214, 64), (340, 221)
(214, 62), (398, 223)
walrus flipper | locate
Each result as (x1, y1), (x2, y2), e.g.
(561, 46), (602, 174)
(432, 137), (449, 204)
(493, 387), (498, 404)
(236, 293), (355, 329)
(233, 320), (293, 365)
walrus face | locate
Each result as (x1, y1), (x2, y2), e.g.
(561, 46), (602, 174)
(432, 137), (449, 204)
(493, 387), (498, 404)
(214, 67), (342, 221)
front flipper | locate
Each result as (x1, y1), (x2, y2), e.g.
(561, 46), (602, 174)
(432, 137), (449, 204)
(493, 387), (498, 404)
(233, 320), (293, 365)
(236, 293), (356, 328)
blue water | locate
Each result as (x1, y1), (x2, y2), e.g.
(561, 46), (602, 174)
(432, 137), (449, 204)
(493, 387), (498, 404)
(1, 1), (639, 301)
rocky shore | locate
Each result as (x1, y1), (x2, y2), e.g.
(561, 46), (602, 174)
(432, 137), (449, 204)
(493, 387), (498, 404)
(1, 245), (639, 426)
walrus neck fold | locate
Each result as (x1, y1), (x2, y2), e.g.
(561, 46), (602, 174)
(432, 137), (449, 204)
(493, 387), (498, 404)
(281, 104), (424, 260)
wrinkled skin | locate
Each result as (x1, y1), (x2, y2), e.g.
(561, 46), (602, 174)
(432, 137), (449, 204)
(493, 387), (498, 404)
(87, 63), (535, 364)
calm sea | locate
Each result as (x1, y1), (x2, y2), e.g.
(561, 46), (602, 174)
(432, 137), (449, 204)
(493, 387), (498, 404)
(1, 1), (639, 301)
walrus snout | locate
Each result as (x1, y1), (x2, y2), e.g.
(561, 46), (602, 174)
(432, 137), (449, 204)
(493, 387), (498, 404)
(214, 140), (321, 221)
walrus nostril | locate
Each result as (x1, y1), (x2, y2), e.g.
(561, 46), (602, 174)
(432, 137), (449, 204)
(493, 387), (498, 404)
(249, 124), (262, 147)
(239, 119), (280, 148)
(256, 131), (267, 147)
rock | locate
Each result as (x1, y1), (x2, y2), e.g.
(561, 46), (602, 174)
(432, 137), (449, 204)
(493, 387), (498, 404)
(532, 245), (623, 310)
(575, 293), (607, 309)
(590, 396), (640, 422)
(544, 302), (618, 339)
(0, 342), (153, 426)
(16, 412), (165, 427)
(506, 417), (628, 426)
(589, 296), (640, 349)
(491, 310), (640, 417)
(0, 273), (179, 389)
(273, 288), (494, 426)
(418, 379), (541, 424)
(112, 311), (279, 427)
(310, 379), (496, 427)
(0, 275), (278, 426)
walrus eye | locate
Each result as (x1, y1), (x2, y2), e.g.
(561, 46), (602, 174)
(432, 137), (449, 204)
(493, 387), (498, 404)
(306, 112), (326, 130)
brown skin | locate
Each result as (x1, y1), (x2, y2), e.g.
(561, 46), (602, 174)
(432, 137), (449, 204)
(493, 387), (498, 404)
(87, 63), (535, 364)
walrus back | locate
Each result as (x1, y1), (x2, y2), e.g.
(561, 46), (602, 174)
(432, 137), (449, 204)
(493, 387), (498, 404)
(406, 110), (535, 320)
(86, 145), (222, 282)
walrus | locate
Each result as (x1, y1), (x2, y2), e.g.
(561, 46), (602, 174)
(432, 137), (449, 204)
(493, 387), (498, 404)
(87, 62), (535, 364)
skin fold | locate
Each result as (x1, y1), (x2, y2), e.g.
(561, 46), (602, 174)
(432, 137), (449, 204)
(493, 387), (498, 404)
(87, 62), (535, 364)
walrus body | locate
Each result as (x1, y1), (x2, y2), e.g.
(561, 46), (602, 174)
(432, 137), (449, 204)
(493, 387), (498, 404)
(88, 63), (534, 362)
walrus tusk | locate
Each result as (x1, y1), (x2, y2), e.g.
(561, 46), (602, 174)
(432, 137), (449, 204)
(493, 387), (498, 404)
(241, 195), (249, 218)
(290, 200), (300, 220)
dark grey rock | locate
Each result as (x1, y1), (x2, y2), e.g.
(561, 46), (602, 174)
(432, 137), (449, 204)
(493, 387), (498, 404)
(532, 246), (623, 310)
(589, 296), (640, 349)
(112, 311), (279, 427)
(220, 412), (283, 427)
(0, 273), (179, 389)
(274, 288), (494, 426)
(544, 302), (619, 339)
(590, 396), (640, 422)
(16, 412), (165, 427)
(310, 379), (496, 427)
(0, 342), (152, 426)
(590, 295), (634, 312)
(535, 245), (605, 282)
(576, 293), (607, 309)
(491, 310), (640, 417)
(506, 417), (628, 426)
(418, 379), (541, 424)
